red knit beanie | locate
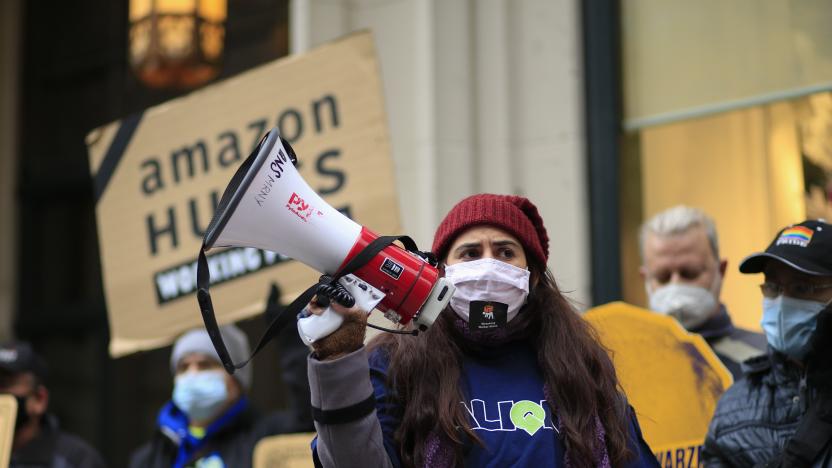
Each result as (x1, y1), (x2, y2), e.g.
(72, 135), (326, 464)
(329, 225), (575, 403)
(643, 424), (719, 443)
(431, 194), (549, 266)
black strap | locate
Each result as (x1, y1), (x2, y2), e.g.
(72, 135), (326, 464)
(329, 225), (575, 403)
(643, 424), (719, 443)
(311, 394), (377, 425)
(335, 235), (418, 278)
(196, 235), (422, 375)
(367, 322), (419, 336)
(777, 395), (832, 467)
(197, 244), (317, 374)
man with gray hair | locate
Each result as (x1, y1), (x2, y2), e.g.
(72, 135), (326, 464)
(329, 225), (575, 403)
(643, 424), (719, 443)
(640, 205), (765, 378)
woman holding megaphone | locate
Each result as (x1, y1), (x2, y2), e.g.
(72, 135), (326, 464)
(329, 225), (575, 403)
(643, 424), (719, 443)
(304, 194), (658, 468)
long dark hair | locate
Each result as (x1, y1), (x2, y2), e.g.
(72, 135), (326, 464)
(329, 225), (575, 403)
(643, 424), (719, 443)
(367, 260), (634, 467)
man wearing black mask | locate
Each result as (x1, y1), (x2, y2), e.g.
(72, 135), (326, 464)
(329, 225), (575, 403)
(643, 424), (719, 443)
(0, 341), (105, 468)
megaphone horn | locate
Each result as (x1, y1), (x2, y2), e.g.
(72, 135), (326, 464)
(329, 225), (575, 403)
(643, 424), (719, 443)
(196, 128), (454, 373)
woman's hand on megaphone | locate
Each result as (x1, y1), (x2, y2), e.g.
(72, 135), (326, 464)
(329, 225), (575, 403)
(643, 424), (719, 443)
(306, 296), (368, 361)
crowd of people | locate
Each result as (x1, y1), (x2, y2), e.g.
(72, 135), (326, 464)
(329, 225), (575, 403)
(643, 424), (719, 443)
(1, 194), (830, 467)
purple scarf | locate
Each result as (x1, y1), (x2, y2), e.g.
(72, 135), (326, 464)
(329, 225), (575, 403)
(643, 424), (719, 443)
(421, 315), (612, 468)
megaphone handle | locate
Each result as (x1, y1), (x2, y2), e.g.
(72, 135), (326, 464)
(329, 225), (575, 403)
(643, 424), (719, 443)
(297, 307), (344, 345)
(298, 274), (385, 344)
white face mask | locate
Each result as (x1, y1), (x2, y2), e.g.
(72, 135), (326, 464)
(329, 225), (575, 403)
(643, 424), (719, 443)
(646, 274), (721, 330)
(172, 370), (229, 422)
(443, 258), (530, 326)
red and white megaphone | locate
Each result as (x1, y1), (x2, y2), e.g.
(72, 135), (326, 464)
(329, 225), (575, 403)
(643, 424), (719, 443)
(196, 128), (453, 368)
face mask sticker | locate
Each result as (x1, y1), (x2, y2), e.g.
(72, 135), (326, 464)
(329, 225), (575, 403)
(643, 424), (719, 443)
(468, 301), (508, 331)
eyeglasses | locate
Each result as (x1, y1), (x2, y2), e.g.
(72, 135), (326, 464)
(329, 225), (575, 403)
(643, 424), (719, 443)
(759, 281), (832, 300)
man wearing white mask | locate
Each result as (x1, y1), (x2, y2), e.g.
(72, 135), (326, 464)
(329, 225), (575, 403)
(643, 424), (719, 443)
(129, 323), (312, 468)
(704, 219), (832, 467)
(639, 205), (766, 378)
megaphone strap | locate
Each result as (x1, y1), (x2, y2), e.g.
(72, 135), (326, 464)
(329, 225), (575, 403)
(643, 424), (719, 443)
(366, 322), (419, 336)
(335, 235), (419, 277)
(197, 244), (318, 374)
(196, 235), (423, 375)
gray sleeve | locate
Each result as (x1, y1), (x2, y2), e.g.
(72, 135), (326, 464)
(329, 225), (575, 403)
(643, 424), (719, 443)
(308, 347), (393, 468)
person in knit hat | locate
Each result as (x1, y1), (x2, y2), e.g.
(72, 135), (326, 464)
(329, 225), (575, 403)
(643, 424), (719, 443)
(129, 322), (313, 468)
(303, 194), (659, 468)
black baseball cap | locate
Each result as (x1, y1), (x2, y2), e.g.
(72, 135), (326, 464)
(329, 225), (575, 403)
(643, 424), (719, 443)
(0, 341), (48, 382)
(739, 220), (832, 276)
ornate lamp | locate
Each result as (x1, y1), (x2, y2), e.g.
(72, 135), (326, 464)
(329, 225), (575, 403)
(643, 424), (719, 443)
(129, 0), (227, 89)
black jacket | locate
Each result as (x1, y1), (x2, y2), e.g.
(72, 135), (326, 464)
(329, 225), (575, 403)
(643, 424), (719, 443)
(703, 312), (832, 467)
(11, 414), (106, 468)
(128, 405), (310, 468)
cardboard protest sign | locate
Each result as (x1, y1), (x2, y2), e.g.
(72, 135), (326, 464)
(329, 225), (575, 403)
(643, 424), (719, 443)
(253, 432), (316, 468)
(87, 32), (399, 357)
(0, 395), (15, 467)
(584, 302), (733, 467)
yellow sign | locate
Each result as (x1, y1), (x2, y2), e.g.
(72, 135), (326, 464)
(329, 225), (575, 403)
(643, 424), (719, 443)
(650, 439), (703, 468)
(253, 432), (316, 468)
(584, 302), (732, 463)
(0, 395), (16, 467)
(86, 32), (399, 356)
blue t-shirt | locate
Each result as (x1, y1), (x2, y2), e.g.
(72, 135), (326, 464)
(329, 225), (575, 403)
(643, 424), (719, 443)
(457, 341), (563, 467)
(368, 341), (659, 468)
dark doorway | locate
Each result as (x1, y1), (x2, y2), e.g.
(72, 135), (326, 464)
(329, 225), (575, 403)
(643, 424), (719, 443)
(17, 1), (291, 464)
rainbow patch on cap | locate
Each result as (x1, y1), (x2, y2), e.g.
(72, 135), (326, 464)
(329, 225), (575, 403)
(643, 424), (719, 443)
(775, 226), (814, 247)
